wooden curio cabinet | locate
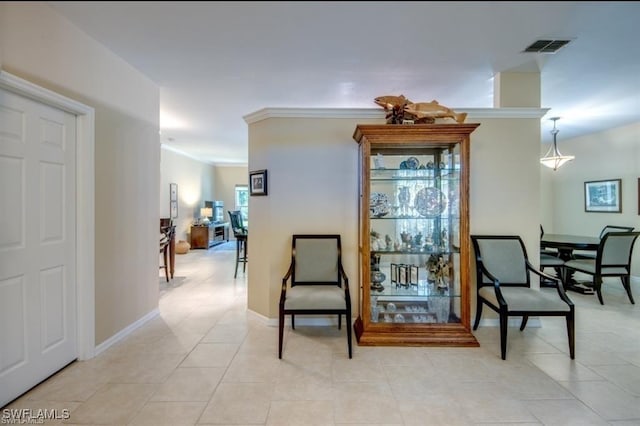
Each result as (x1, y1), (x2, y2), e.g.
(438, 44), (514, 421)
(353, 124), (480, 346)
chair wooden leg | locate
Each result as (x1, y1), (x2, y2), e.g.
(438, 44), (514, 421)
(347, 321), (352, 359)
(162, 248), (169, 282)
(621, 276), (635, 304)
(520, 315), (529, 331)
(234, 240), (240, 279)
(473, 299), (483, 330)
(500, 312), (508, 360)
(242, 239), (247, 273)
(562, 268), (571, 291)
(338, 314), (342, 330)
(566, 311), (575, 359)
(595, 276), (604, 305)
(291, 314), (295, 330)
(278, 310), (284, 359)
(347, 306), (352, 359)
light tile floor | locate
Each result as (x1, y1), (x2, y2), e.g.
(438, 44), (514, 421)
(5, 243), (640, 425)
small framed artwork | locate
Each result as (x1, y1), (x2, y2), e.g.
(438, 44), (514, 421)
(170, 183), (178, 201)
(249, 169), (268, 196)
(169, 183), (178, 218)
(584, 178), (622, 213)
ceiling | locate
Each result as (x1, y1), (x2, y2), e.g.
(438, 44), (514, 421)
(47, 1), (640, 166)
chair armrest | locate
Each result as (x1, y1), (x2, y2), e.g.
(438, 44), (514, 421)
(478, 263), (507, 307)
(280, 263), (294, 305)
(525, 260), (574, 306)
(338, 264), (351, 303)
(526, 259), (558, 282)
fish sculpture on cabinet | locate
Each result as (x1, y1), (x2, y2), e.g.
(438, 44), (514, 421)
(404, 100), (467, 124)
(374, 94), (412, 124)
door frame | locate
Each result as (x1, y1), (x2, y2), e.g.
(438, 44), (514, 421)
(0, 70), (96, 360)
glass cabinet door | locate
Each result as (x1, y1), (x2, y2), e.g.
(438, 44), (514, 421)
(369, 147), (461, 325)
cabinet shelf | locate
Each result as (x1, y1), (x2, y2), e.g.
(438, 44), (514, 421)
(370, 282), (461, 299)
(371, 249), (459, 256)
(371, 169), (460, 181)
(353, 123), (479, 347)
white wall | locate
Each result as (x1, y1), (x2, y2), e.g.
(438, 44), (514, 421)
(160, 146), (216, 243)
(245, 109), (545, 321)
(1, 2), (160, 345)
(215, 166), (248, 231)
(541, 121), (640, 275)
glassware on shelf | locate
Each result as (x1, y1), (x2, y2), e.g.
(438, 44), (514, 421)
(370, 253), (386, 291)
(398, 186), (411, 217)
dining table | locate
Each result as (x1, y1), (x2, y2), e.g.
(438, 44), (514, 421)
(540, 233), (601, 294)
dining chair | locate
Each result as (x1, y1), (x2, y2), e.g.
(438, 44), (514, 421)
(159, 226), (174, 282)
(573, 225), (635, 260)
(563, 231), (640, 305)
(540, 253), (565, 287)
(279, 234), (352, 359)
(471, 235), (575, 360)
(539, 225), (563, 286)
(540, 225), (559, 256)
(228, 210), (248, 278)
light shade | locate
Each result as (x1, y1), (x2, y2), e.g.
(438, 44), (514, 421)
(200, 207), (212, 217)
(540, 117), (574, 171)
(540, 153), (574, 170)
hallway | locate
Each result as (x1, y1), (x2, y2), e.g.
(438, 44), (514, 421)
(4, 243), (640, 425)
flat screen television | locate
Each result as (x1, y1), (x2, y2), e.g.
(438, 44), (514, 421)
(204, 200), (224, 223)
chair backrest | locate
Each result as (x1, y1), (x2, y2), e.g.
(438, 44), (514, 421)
(159, 226), (173, 252)
(291, 234), (341, 286)
(471, 235), (530, 287)
(599, 225), (635, 239)
(228, 210), (246, 235)
(596, 231), (640, 268)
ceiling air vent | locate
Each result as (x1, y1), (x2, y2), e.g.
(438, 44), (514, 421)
(523, 39), (571, 53)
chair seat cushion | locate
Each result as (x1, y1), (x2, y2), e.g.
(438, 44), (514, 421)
(285, 285), (346, 310)
(479, 286), (570, 312)
(540, 254), (565, 267)
(565, 259), (628, 275)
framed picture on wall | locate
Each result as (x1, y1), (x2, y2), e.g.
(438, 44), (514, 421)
(249, 169), (268, 196)
(170, 183), (178, 201)
(169, 183), (178, 218)
(584, 179), (621, 213)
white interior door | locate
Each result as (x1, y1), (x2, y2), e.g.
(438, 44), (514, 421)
(0, 88), (77, 406)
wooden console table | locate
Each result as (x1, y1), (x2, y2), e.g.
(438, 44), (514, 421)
(191, 222), (229, 249)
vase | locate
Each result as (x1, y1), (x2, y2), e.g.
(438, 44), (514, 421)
(176, 240), (190, 254)
(370, 253), (386, 291)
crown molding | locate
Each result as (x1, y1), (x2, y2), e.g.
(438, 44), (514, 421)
(243, 107), (550, 124)
(161, 144), (248, 167)
(243, 108), (384, 123)
(161, 143), (214, 165)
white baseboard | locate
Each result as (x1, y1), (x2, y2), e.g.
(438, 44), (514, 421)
(247, 308), (270, 325)
(93, 308), (160, 356)
(248, 309), (351, 328)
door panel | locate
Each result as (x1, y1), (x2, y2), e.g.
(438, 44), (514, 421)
(0, 88), (77, 406)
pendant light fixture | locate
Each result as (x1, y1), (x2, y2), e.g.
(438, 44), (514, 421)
(540, 117), (574, 170)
